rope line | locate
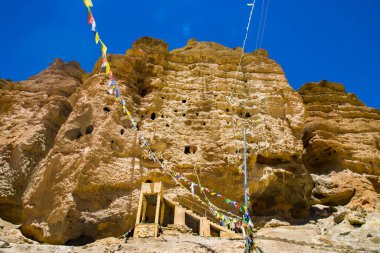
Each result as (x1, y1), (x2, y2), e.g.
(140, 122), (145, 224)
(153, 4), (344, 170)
(255, 0), (266, 50)
(259, 0), (270, 49)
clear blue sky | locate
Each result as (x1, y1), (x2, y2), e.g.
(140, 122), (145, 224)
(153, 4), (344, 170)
(1, 0), (379, 108)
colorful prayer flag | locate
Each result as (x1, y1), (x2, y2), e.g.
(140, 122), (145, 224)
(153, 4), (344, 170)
(88, 12), (94, 24)
(101, 42), (107, 56)
(91, 20), (96, 32)
(84, 0), (93, 8)
(106, 62), (111, 75)
(95, 32), (100, 44)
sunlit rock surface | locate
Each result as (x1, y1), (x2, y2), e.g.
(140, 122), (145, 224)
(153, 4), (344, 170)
(20, 37), (311, 243)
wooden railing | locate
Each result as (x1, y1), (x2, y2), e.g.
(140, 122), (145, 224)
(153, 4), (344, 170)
(178, 196), (219, 224)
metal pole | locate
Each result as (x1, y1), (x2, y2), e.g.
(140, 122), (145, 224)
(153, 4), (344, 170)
(243, 128), (248, 212)
(243, 127), (249, 253)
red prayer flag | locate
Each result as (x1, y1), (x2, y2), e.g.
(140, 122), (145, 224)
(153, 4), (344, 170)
(88, 12), (94, 24)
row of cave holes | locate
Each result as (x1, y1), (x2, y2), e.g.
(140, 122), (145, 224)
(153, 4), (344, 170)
(103, 106), (127, 135)
(161, 96), (188, 104)
(102, 102), (250, 147)
(105, 100), (250, 127)
(65, 106), (126, 141)
(146, 112), (207, 128)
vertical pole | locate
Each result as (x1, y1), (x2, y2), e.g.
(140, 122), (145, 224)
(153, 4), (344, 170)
(243, 128), (248, 212)
(243, 128), (249, 253)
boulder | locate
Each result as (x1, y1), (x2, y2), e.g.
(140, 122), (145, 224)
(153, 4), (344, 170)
(311, 170), (378, 209)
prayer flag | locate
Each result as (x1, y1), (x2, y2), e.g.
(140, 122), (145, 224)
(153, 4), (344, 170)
(106, 62), (111, 75)
(108, 79), (116, 87)
(101, 42), (107, 56)
(91, 20), (96, 31)
(115, 87), (120, 98)
(190, 182), (195, 197)
(88, 12), (94, 24)
(84, 0), (93, 8)
(95, 32), (100, 44)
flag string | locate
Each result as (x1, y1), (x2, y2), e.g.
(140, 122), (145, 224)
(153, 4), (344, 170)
(83, 0), (249, 227)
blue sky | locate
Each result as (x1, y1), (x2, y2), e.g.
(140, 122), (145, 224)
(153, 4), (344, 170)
(1, 0), (379, 108)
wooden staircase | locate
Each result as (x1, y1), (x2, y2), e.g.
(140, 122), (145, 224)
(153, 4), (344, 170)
(163, 196), (241, 238)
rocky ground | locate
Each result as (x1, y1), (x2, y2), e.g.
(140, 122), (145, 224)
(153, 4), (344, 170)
(1, 206), (379, 253)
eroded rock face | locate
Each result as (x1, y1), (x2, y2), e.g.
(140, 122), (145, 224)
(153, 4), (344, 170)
(0, 59), (84, 223)
(299, 81), (380, 209)
(299, 81), (380, 175)
(21, 37), (311, 244)
(311, 170), (378, 209)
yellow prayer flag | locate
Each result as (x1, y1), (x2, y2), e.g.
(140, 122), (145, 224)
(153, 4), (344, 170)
(95, 32), (100, 44)
(105, 62), (110, 75)
(84, 0), (93, 8)
(101, 43), (107, 56)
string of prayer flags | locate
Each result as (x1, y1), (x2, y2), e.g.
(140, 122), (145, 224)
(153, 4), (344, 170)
(170, 169), (248, 213)
(82, 0), (246, 227)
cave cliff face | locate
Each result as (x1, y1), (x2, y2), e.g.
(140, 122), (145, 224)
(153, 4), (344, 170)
(0, 37), (378, 244)
(18, 37), (311, 244)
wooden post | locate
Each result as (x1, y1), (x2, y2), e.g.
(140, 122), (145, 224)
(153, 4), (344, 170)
(135, 192), (144, 224)
(159, 198), (165, 225)
(141, 198), (147, 223)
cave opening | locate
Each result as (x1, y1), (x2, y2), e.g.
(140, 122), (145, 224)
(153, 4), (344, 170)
(151, 113), (156, 120)
(184, 145), (197, 155)
(85, 125), (94, 135)
(182, 100), (187, 103)
(103, 107), (110, 112)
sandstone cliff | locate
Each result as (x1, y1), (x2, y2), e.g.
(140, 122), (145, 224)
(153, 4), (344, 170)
(0, 59), (84, 223)
(19, 37), (311, 244)
(1, 37), (378, 245)
(299, 81), (380, 209)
